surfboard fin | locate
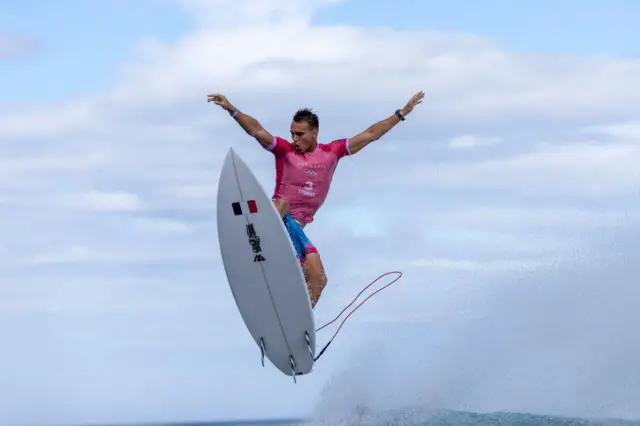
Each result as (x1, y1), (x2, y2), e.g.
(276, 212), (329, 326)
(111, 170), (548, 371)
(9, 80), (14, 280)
(259, 337), (266, 367)
(290, 355), (297, 383)
(305, 331), (314, 361)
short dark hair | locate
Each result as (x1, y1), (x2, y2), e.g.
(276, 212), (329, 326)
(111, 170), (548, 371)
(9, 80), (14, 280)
(292, 108), (319, 131)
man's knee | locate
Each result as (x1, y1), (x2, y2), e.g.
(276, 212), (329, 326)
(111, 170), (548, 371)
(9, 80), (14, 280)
(303, 253), (326, 307)
(306, 255), (327, 287)
(315, 273), (327, 291)
(308, 269), (327, 307)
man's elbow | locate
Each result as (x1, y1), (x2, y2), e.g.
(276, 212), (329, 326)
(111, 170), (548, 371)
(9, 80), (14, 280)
(252, 128), (274, 148)
(249, 126), (268, 142)
(363, 130), (380, 144)
(246, 125), (262, 137)
(370, 131), (383, 142)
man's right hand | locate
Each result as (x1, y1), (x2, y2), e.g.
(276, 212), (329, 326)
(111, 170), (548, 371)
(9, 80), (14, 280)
(207, 93), (234, 112)
(206, 93), (274, 149)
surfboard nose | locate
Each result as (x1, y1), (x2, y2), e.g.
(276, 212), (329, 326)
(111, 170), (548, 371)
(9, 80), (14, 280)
(224, 146), (235, 160)
(221, 147), (237, 173)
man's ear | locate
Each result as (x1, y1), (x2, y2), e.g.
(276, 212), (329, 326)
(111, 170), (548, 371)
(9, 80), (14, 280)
(312, 127), (318, 137)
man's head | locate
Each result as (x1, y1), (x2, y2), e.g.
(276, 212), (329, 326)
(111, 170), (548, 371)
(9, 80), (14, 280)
(290, 108), (319, 153)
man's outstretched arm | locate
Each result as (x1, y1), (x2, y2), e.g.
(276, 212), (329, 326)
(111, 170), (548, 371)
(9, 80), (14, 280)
(207, 93), (274, 149)
(348, 91), (424, 155)
(231, 109), (274, 149)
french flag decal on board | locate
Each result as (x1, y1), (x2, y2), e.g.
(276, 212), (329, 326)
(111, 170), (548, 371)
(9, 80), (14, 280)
(232, 200), (258, 215)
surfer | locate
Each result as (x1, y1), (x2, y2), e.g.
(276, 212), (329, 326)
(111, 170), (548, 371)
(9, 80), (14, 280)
(208, 91), (424, 308)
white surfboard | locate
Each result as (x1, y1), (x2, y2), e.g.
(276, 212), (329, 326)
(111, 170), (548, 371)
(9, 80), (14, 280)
(216, 147), (316, 379)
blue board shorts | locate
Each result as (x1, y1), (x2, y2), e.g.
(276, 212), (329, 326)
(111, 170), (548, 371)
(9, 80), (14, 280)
(282, 213), (318, 267)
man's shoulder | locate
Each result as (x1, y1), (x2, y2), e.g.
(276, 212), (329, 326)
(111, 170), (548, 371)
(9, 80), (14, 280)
(268, 136), (294, 156)
(274, 136), (294, 146)
(319, 138), (350, 157)
(319, 137), (347, 145)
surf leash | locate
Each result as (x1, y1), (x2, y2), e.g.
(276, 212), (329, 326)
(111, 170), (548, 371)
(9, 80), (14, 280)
(313, 270), (403, 362)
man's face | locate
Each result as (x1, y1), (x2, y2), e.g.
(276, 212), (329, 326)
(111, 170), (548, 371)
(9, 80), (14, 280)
(290, 120), (317, 152)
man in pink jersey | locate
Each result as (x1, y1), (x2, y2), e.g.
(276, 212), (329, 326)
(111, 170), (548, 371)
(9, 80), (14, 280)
(208, 91), (424, 308)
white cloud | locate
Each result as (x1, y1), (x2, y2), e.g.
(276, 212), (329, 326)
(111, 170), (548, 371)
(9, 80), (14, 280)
(387, 135), (640, 196)
(167, 183), (217, 200)
(29, 244), (92, 265)
(5, 3), (640, 139)
(408, 258), (544, 271)
(448, 134), (502, 149)
(0, 152), (108, 188)
(131, 217), (192, 234)
(581, 120), (640, 140)
(21, 237), (214, 267)
(418, 206), (613, 230)
(72, 190), (144, 212)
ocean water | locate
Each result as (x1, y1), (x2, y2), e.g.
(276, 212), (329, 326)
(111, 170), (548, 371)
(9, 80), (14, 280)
(112, 409), (640, 426)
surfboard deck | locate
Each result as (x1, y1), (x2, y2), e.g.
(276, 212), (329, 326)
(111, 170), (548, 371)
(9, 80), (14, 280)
(216, 147), (316, 378)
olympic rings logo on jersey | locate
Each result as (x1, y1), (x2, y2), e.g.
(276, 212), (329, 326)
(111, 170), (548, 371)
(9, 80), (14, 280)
(304, 169), (318, 176)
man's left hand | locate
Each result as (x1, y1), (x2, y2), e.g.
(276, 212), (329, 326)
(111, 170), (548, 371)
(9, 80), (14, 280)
(401, 91), (425, 116)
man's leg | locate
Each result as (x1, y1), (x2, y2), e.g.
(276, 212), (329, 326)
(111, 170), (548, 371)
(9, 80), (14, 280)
(302, 252), (327, 308)
(273, 198), (327, 308)
(273, 198), (289, 219)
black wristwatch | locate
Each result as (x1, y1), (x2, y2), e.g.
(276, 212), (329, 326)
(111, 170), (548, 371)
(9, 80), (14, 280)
(395, 109), (405, 121)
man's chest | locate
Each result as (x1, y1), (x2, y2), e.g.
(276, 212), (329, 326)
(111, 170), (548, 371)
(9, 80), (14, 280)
(282, 154), (336, 184)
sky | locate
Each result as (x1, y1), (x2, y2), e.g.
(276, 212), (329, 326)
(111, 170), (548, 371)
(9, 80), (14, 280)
(1, 0), (640, 424)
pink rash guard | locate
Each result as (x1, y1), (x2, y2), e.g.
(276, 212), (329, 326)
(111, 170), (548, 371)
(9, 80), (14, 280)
(265, 136), (351, 225)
